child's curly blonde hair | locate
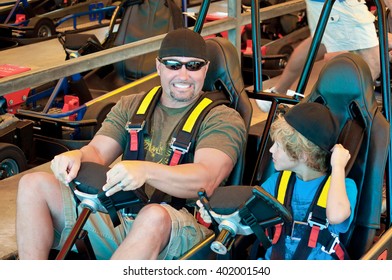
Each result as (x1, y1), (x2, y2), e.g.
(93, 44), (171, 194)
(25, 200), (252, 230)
(270, 114), (330, 173)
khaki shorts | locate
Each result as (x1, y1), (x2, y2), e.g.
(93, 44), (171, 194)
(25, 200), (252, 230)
(306, 0), (378, 52)
(53, 186), (212, 260)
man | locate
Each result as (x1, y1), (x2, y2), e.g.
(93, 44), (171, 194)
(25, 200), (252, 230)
(16, 28), (247, 260)
(256, 0), (390, 112)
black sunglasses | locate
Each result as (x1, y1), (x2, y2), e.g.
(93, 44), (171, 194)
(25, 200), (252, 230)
(157, 57), (208, 71)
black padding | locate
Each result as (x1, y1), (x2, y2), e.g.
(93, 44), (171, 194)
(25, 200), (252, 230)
(304, 53), (389, 258)
(209, 186), (254, 214)
(304, 53), (377, 176)
(208, 185), (292, 226)
(204, 37), (244, 106)
(64, 33), (102, 52)
(73, 162), (109, 194)
(250, 186), (292, 225)
(72, 162), (148, 206)
(203, 37), (253, 185)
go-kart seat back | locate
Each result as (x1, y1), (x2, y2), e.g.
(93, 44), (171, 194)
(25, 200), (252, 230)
(84, 0), (184, 95)
(203, 37), (253, 185)
(303, 53), (389, 259)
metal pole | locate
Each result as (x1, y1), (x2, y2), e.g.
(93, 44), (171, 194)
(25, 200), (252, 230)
(296, 0), (334, 95)
(251, 0), (263, 93)
(374, 0), (392, 227)
(182, 0), (188, 27)
(193, 0), (211, 34)
(55, 207), (92, 260)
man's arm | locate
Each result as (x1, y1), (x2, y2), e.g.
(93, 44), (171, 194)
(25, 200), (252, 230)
(103, 147), (234, 199)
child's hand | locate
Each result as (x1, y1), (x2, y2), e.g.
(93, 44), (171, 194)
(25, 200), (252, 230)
(330, 144), (351, 169)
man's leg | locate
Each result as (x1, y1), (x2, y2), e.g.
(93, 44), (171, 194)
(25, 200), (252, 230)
(273, 36), (327, 94)
(355, 45), (380, 81)
(111, 204), (172, 259)
(16, 172), (65, 259)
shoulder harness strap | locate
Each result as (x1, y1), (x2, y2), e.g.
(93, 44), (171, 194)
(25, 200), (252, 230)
(123, 86), (162, 161)
(123, 88), (230, 209)
(270, 170), (296, 259)
(168, 90), (230, 166)
(151, 90), (230, 207)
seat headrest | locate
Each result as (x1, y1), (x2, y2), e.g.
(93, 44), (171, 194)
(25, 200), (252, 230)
(203, 37), (245, 108)
(305, 53), (377, 129)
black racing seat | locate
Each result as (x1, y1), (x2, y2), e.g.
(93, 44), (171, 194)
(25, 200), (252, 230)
(249, 52), (389, 259)
(305, 53), (390, 259)
(203, 36), (253, 185)
(83, 0), (184, 97)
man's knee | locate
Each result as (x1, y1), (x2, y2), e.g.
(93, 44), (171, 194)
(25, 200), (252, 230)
(17, 172), (57, 203)
(136, 204), (172, 230)
(129, 204), (172, 251)
(18, 173), (40, 195)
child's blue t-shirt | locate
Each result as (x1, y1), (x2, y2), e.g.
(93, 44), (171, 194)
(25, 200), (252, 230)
(260, 172), (357, 260)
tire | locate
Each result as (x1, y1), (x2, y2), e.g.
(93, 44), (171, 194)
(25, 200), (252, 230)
(33, 18), (56, 38)
(0, 143), (28, 180)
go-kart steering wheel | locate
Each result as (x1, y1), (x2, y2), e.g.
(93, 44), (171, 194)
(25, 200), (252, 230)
(69, 162), (149, 222)
(198, 185), (293, 255)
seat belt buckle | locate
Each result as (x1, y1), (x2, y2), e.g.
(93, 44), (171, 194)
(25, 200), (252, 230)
(125, 121), (145, 132)
(321, 233), (340, 255)
(126, 121), (145, 152)
(170, 137), (191, 154)
(290, 220), (308, 240)
(307, 212), (329, 230)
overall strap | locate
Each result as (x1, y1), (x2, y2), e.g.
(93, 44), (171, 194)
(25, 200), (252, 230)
(270, 171), (296, 259)
(285, 173), (350, 260)
(269, 171), (349, 260)
(292, 174), (350, 260)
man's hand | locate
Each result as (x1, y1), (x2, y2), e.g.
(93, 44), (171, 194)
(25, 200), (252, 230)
(102, 161), (147, 196)
(50, 150), (83, 185)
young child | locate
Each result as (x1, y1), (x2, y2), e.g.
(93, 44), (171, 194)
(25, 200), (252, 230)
(260, 102), (357, 260)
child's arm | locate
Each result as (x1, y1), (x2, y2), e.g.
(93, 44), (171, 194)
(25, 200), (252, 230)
(326, 144), (352, 224)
